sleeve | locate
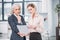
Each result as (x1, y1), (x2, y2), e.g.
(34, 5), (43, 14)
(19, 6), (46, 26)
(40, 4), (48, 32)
(38, 16), (44, 33)
(8, 17), (19, 34)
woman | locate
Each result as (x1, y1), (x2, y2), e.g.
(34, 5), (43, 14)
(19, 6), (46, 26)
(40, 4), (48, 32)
(27, 3), (44, 40)
(8, 4), (26, 40)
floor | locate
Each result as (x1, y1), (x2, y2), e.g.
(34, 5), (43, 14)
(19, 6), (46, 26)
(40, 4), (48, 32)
(0, 33), (56, 40)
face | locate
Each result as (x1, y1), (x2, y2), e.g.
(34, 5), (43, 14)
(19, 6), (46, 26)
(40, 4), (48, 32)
(27, 6), (36, 14)
(13, 6), (21, 15)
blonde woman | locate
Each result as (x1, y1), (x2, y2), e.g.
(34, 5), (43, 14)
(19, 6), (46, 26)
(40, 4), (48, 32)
(8, 4), (26, 40)
(27, 3), (44, 40)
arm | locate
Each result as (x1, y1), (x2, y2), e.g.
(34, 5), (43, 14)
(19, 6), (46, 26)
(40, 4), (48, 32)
(8, 17), (19, 34)
(8, 16), (25, 37)
(39, 16), (44, 33)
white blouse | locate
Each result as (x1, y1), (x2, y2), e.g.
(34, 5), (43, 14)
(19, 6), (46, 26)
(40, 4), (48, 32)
(28, 14), (44, 33)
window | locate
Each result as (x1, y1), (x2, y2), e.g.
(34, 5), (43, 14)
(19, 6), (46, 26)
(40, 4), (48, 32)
(0, 3), (2, 20)
(25, 0), (41, 1)
(42, 0), (48, 13)
(4, 3), (12, 20)
(4, 0), (12, 2)
(14, 0), (23, 1)
(0, 0), (42, 21)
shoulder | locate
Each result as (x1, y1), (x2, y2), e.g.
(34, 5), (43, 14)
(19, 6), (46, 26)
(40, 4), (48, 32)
(38, 14), (44, 20)
(19, 15), (24, 20)
(8, 14), (14, 20)
(37, 14), (43, 18)
(19, 15), (23, 18)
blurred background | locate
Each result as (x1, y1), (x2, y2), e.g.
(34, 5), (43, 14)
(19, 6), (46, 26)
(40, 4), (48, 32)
(0, 0), (60, 40)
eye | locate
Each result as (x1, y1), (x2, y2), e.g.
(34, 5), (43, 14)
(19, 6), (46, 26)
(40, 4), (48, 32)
(15, 8), (20, 10)
(18, 8), (20, 10)
(30, 9), (32, 10)
(28, 9), (32, 11)
(15, 9), (17, 10)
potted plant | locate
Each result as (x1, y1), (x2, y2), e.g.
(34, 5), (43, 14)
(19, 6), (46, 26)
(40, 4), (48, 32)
(55, 4), (60, 27)
(55, 4), (60, 13)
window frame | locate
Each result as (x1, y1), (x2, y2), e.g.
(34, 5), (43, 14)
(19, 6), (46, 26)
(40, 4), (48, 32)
(0, 0), (41, 21)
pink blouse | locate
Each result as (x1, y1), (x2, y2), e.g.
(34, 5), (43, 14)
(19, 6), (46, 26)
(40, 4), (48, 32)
(28, 14), (44, 33)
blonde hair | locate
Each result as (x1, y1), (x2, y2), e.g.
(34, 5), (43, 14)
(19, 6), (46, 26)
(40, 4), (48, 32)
(11, 3), (21, 14)
(27, 3), (36, 8)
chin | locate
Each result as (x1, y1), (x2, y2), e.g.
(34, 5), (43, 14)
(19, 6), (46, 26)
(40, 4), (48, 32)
(18, 13), (20, 14)
(30, 12), (32, 14)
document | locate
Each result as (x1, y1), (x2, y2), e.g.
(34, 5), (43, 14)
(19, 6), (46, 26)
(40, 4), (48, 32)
(17, 25), (29, 35)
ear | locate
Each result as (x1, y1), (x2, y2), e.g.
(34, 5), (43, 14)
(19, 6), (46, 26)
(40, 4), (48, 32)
(12, 10), (14, 13)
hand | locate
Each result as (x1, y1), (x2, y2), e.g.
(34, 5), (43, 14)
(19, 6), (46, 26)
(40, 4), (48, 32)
(20, 33), (25, 37)
(24, 33), (30, 36)
(17, 32), (25, 37)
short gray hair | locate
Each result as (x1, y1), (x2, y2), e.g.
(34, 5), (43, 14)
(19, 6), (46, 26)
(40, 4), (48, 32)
(11, 3), (21, 14)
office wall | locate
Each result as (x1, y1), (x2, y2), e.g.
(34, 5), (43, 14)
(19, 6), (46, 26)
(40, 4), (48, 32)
(51, 0), (59, 36)
(0, 21), (8, 33)
(41, 0), (58, 36)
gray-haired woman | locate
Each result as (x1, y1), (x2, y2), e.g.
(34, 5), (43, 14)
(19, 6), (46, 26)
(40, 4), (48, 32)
(8, 4), (26, 40)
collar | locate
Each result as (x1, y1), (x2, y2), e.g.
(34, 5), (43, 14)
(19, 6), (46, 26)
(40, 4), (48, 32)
(13, 13), (19, 18)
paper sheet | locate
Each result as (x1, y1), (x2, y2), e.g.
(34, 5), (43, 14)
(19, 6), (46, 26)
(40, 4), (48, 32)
(17, 25), (29, 35)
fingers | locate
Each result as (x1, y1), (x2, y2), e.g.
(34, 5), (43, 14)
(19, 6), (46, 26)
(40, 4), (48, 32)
(20, 34), (25, 37)
(25, 32), (30, 36)
(20, 33), (25, 37)
(17, 32), (25, 37)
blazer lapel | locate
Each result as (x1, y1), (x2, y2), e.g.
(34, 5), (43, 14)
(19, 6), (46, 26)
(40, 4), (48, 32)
(12, 14), (18, 24)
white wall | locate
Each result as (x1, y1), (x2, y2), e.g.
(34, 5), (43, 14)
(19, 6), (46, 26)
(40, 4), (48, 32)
(42, 0), (53, 36)
(51, 0), (59, 36)
(0, 21), (8, 34)
(41, 0), (58, 36)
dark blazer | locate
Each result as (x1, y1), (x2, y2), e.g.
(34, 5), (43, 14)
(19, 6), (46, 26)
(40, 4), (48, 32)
(8, 14), (26, 40)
